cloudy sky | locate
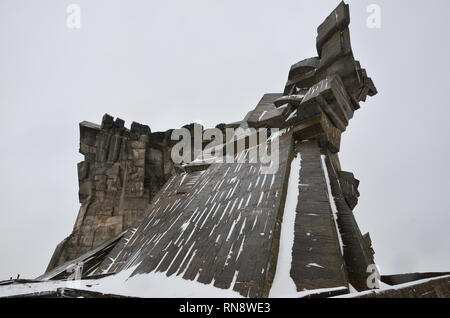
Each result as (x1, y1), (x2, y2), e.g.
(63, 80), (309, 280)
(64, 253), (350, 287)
(1, 0), (449, 280)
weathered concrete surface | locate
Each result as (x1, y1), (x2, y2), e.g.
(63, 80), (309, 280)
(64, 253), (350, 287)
(34, 2), (449, 299)
(347, 275), (450, 298)
(39, 232), (125, 281)
(46, 115), (176, 272)
(290, 141), (348, 291)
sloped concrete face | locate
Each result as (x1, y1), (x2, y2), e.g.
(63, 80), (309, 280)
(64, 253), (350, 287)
(324, 154), (376, 291)
(93, 133), (294, 298)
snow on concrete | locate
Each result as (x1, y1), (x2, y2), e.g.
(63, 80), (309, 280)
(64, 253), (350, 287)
(274, 286), (347, 298)
(0, 280), (71, 298)
(334, 274), (450, 298)
(306, 263), (324, 269)
(86, 266), (243, 298)
(258, 110), (268, 121)
(0, 265), (243, 298)
(269, 152), (302, 297)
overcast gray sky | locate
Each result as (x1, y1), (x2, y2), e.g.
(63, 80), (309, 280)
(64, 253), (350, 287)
(0, 0), (449, 280)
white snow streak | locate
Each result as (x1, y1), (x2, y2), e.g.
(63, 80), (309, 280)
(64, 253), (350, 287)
(269, 153), (301, 297)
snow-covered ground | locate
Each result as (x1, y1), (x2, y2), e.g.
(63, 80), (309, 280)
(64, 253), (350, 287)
(0, 265), (242, 298)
